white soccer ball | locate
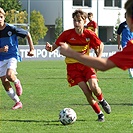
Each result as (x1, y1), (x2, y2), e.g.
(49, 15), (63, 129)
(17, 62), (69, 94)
(59, 108), (77, 125)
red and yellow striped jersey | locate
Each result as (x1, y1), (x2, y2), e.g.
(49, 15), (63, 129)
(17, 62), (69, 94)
(87, 21), (97, 31)
(55, 28), (101, 64)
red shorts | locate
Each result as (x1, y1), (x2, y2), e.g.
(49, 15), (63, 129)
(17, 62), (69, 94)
(67, 63), (97, 87)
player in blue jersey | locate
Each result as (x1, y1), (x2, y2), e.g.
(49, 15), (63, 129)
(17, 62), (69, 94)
(0, 7), (34, 110)
(117, 14), (133, 78)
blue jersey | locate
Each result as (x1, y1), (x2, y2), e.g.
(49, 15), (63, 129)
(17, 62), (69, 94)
(0, 23), (28, 61)
(117, 21), (133, 48)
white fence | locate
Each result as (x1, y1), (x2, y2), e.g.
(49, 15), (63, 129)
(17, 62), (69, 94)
(19, 45), (118, 61)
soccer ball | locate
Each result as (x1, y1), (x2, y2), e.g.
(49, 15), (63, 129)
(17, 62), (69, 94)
(59, 108), (77, 125)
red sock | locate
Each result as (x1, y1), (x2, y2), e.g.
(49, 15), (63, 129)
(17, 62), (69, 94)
(96, 93), (103, 101)
(91, 102), (101, 114)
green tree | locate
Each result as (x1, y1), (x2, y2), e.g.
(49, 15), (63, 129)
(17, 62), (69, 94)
(30, 10), (48, 45)
(55, 17), (63, 40)
(5, 9), (27, 24)
(0, 0), (26, 24)
(0, 0), (22, 12)
(113, 12), (121, 42)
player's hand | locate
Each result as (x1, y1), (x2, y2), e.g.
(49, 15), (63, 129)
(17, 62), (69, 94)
(45, 42), (52, 52)
(118, 45), (122, 51)
(3, 45), (9, 52)
(59, 42), (72, 57)
(27, 49), (34, 56)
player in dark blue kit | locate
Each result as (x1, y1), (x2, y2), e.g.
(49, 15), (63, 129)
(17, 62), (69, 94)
(0, 7), (34, 110)
(117, 14), (133, 78)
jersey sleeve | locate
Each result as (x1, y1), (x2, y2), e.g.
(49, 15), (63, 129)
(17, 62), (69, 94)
(14, 27), (28, 38)
(108, 40), (133, 70)
(88, 30), (101, 49)
(93, 21), (97, 29)
(117, 23), (123, 35)
(55, 30), (70, 46)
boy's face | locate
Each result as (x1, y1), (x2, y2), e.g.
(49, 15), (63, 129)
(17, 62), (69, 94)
(73, 16), (85, 33)
(126, 13), (133, 32)
(88, 15), (93, 21)
(0, 13), (5, 26)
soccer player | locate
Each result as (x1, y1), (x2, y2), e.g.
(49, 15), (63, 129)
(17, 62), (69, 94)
(117, 13), (133, 78)
(87, 12), (99, 58)
(45, 10), (111, 122)
(87, 12), (98, 35)
(0, 7), (34, 110)
(59, 0), (133, 73)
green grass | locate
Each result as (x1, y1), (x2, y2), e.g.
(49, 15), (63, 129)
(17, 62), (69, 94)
(0, 60), (133, 133)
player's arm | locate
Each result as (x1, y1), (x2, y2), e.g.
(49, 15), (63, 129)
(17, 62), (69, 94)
(75, 54), (116, 71)
(116, 24), (123, 51)
(59, 42), (116, 71)
(94, 28), (98, 34)
(26, 32), (34, 56)
(45, 42), (59, 52)
(117, 34), (122, 51)
(95, 42), (104, 58)
(93, 21), (98, 35)
(15, 27), (34, 56)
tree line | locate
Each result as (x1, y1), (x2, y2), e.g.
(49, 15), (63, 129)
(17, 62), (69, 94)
(0, 0), (63, 45)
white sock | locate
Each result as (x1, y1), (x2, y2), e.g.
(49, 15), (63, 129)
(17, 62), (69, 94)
(129, 68), (133, 77)
(99, 99), (104, 102)
(14, 79), (19, 84)
(98, 111), (103, 115)
(6, 88), (20, 103)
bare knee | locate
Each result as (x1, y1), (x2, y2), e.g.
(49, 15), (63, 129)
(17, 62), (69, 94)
(89, 81), (101, 96)
(6, 69), (16, 82)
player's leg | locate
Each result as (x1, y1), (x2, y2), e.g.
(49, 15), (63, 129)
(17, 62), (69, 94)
(88, 78), (111, 114)
(78, 81), (104, 122)
(6, 58), (22, 96)
(0, 76), (22, 110)
(0, 59), (22, 110)
(128, 68), (133, 78)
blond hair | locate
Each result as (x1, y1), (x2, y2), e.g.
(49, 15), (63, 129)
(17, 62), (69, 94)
(0, 7), (5, 15)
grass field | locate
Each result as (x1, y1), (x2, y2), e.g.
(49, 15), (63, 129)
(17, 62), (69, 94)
(0, 60), (133, 133)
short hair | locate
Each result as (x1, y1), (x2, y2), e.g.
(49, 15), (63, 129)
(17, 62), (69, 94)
(72, 10), (88, 20)
(88, 12), (93, 16)
(124, 0), (133, 18)
(0, 7), (5, 15)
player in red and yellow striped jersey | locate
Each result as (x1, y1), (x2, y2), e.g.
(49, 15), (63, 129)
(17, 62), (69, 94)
(45, 10), (111, 122)
(87, 12), (98, 35)
(86, 12), (99, 61)
(59, 0), (133, 74)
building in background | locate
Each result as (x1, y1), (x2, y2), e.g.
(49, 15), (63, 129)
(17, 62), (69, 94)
(20, 0), (126, 44)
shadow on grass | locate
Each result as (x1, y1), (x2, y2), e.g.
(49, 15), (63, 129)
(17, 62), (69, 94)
(98, 77), (132, 79)
(70, 103), (133, 106)
(36, 77), (131, 79)
(0, 119), (85, 126)
(0, 119), (60, 126)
